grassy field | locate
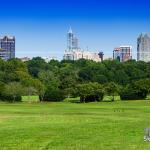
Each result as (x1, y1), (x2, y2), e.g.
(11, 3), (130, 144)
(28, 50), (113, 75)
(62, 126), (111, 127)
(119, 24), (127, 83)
(0, 101), (150, 150)
(22, 96), (40, 102)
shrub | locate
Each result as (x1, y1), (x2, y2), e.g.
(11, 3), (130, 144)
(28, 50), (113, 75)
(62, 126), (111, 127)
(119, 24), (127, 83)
(42, 88), (65, 102)
(74, 82), (104, 103)
(120, 84), (148, 100)
(1, 95), (22, 102)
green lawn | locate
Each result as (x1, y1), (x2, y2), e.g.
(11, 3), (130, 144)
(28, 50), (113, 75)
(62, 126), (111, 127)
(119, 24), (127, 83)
(22, 96), (40, 102)
(0, 101), (150, 150)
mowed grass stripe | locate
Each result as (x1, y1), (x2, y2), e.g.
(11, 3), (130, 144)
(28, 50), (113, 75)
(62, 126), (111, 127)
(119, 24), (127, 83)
(0, 101), (150, 150)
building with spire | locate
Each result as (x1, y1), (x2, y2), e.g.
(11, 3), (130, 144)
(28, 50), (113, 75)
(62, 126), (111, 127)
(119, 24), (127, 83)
(67, 27), (79, 51)
(64, 28), (103, 62)
(137, 33), (150, 62)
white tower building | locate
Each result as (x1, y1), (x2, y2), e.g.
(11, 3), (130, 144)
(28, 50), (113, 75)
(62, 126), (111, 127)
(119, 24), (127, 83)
(137, 33), (150, 62)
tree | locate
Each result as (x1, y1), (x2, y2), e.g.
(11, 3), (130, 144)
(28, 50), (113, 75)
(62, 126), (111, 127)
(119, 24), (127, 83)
(120, 79), (150, 100)
(59, 64), (79, 98)
(0, 81), (5, 100)
(93, 74), (108, 84)
(43, 84), (65, 102)
(104, 82), (120, 101)
(0, 57), (150, 103)
(120, 85), (141, 100)
(38, 70), (60, 86)
(33, 80), (46, 102)
(3, 82), (24, 102)
(27, 57), (47, 77)
(22, 77), (46, 101)
(5, 58), (27, 73)
(74, 83), (91, 103)
(90, 82), (104, 102)
(134, 78), (150, 95)
(24, 86), (37, 101)
(74, 82), (104, 103)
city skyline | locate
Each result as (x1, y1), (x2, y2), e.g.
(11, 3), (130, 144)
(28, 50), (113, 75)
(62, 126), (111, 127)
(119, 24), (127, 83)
(0, 0), (150, 60)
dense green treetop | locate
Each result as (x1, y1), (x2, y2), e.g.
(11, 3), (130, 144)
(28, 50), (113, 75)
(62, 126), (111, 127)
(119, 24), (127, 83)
(0, 57), (150, 102)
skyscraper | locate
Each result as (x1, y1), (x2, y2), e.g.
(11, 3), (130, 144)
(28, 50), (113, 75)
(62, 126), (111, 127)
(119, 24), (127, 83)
(137, 33), (150, 62)
(113, 46), (132, 62)
(0, 36), (15, 60)
(67, 27), (79, 51)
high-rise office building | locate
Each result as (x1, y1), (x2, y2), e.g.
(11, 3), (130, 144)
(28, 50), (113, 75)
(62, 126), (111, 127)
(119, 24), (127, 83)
(0, 36), (15, 60)
(67, 27), (79, 51)
(113, 46), (132, 62)
(137, 33), (150, 62)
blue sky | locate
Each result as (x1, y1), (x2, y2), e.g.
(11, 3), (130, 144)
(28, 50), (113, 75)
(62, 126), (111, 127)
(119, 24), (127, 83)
(0, 0), (150, 59)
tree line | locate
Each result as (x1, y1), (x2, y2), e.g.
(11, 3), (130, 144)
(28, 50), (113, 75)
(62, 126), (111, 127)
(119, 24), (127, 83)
(0, 57), (150, 102)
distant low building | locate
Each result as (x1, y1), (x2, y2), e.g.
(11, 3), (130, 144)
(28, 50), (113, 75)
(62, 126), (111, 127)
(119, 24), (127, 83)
(42, 56), (58, 63)
(20, 57), (31, 62)
(64, 49), (102, 62)
(113, 46), (132, 62)
(103, 57), (113, 61)
(0, 36), (15, 60)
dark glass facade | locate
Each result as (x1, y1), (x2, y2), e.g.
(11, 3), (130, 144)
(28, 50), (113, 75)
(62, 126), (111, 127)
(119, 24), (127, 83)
(0, 36), (15, 60)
